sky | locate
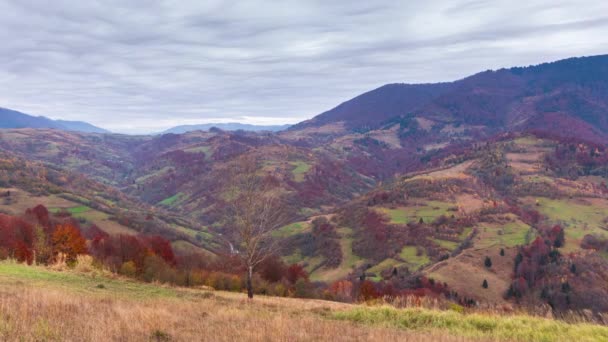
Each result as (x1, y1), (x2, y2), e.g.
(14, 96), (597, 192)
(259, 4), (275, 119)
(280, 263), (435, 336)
(1, 1), (607, 134)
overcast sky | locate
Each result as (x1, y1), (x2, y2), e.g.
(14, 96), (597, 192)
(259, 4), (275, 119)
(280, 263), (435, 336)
(1, 0), (607, 133)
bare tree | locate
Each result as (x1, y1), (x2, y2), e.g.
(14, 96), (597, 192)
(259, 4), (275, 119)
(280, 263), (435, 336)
(226, 155), (287, 299)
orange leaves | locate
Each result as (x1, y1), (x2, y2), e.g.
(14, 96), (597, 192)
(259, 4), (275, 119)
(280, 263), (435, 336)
(52, 224), (87, 263)
(328, 280), (354, 301)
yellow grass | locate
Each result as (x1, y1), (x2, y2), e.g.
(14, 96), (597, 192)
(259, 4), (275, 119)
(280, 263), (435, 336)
(2, 262), (608, 341)
(0, 262), (466, 342)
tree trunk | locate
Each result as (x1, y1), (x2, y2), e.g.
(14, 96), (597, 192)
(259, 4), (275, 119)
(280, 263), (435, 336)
(247, 265), (254, 299)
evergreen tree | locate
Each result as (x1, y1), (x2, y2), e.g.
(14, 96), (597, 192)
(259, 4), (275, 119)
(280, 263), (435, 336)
(484, 256), (492, 268)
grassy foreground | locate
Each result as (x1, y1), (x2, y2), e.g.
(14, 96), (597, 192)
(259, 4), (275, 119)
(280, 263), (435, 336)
(0, 262), (607, 341)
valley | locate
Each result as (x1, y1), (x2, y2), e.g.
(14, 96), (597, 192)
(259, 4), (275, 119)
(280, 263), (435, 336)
(2, 55), (608, 340)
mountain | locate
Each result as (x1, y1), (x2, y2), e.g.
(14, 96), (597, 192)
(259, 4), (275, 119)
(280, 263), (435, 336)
(291, 54), (608, 143)
(0, 107), (109, 133)
(53, 119), (110, 134)
(161, 123), (291, 134)
(2, 55), (608, 315)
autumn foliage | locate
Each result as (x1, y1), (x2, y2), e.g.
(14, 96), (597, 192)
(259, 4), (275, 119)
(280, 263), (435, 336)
(52, 224), (87, 263)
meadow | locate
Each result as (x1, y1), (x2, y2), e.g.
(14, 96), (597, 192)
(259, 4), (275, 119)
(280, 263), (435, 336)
(1, 261), (607, 341)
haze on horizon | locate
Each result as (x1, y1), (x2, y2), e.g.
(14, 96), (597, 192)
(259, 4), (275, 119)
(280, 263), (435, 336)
(1, 0), (607, 134)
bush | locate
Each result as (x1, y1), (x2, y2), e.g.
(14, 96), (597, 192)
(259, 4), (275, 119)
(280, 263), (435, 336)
(120, 261), (137, 277)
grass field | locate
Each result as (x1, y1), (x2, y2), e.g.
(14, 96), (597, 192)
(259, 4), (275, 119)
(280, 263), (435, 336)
(311, 227), (365, 282)
(524, 197), (608, 252)
(1, 262), (607, 341)
(290, 161), (311, 182)
(433, 239), (460, 251)
(158, 193), (184, 206)
(335, 306), (608, 342)
(273, 221), (311, 238)
(400, 246), (430, 269)
(475, 218), (533, 249)
(376, 201), (454, 225)
(135, 166), (173, 184)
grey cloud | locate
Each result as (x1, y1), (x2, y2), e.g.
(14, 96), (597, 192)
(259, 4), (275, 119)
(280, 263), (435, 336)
(0, 0), (607, 133)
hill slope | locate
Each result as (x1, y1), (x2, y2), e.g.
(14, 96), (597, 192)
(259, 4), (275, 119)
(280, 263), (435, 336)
(2, 261), (607, 342)
(291, 54), (608, 143)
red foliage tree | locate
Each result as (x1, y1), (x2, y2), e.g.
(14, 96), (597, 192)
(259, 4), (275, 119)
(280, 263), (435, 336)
(286, 264), (308, 284)
(358, 280), (379, 301)
(27, 204), (51, 229)
(142, 235), (176, 265)
(0, 214), (35, 264)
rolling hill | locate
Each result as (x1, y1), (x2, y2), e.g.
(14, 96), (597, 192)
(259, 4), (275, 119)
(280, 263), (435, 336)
(1, 55), (608, 317)
(0, 107), (109, 133)
(161, 123), (290, 134)
(290, 54), (608, 143)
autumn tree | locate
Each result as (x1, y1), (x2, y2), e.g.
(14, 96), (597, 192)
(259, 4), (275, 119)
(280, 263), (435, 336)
(52, 224), (87, 263)
(286, 264), (308, 284)
(225, 155), (287, 299)
(358, 280), (378, 301)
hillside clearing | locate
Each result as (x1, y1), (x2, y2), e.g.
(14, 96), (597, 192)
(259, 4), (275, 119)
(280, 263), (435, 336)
(376, 200), (454, 224)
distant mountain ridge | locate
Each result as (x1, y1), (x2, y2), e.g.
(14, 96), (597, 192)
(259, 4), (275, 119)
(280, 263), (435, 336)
(161, 123), (290, 134)
(291, 54), (608, 142)
(0, 107), (109, 133)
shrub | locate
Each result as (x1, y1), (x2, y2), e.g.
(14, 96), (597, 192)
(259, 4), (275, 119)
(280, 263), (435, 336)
(120, 261), (137, 277)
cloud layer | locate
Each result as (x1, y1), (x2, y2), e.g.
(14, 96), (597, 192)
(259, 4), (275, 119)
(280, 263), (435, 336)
(1, 0), (607, 133)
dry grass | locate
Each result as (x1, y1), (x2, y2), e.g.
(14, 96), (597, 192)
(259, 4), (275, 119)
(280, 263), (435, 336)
(2, 262), (607, 341)
(0, 263), (474, 342)
(0, 287), (470, 342)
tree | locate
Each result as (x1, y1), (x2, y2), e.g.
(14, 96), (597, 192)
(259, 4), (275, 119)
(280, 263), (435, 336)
(358, 280), (378, 301)
(482, 279), (488, 289)
(259, 255), (287, 283)
(33, 225), (51, 264)
(51, 224), (87, 264)
(552, 225), (565, 248)
(286, 264), (308, 284)
(225, 156), (287, 299)
(484, 256), (492, 268)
